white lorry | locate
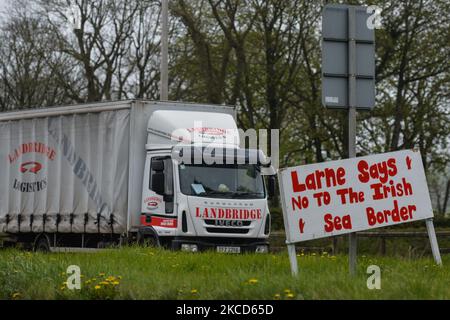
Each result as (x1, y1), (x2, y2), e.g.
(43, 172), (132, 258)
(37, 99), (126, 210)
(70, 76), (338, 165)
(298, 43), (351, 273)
(0, 100), (275, 253)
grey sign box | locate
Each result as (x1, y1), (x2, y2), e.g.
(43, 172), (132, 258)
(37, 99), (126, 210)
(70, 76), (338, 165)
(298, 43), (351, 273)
(322, 4), (374, 41)
(356, 43), (375, 76)
(323, 77), (347, 107)
(322, 42), (347, 75)
(322, 4), (375, 109)
(356, 79), (375, 109)
(322, 6), (348, 40)
(355, 8), (375, 42)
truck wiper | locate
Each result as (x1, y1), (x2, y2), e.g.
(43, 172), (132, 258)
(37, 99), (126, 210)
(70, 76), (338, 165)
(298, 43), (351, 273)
(230, 192), (264, 199)
(199, 190), (235, 198)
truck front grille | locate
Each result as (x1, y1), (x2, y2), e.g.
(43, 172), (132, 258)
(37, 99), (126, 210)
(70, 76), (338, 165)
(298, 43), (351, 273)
(205, 227), (249, 234)
(204, 219), (251, 227)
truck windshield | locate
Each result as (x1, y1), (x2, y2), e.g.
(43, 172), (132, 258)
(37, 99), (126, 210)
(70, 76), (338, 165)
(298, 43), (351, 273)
(178, 164), (265, 199)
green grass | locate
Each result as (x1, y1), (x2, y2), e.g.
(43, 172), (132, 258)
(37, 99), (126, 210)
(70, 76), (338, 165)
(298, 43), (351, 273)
(0, 247), (449, 300)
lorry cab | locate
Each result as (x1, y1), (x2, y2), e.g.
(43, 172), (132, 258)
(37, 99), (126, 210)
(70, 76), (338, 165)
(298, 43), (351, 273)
(139, 110), (274, 253)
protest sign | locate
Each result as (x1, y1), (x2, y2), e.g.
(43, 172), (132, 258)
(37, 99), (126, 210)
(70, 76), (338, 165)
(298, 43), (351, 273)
(278, 150), (441, 275)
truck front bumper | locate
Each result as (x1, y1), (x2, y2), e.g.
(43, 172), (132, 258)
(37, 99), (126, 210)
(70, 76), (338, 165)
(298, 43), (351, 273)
(171, 236), (269, 253)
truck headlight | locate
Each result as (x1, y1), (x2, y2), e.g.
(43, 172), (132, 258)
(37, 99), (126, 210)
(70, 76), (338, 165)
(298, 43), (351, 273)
(181, 244), (198, 252)
(256, 245), (269, 253)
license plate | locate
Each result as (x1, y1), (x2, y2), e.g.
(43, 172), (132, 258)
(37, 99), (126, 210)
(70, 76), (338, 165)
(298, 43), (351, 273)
(217, 246), (241, 253)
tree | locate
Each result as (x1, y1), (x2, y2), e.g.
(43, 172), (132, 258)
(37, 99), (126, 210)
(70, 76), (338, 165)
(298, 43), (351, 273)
(171, 0), (232, 104)
(0, 2), (71, 111)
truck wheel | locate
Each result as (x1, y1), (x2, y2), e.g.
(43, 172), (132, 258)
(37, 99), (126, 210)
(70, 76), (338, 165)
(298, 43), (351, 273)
(34, 235), (51, 252)
(97, 241), (116, 249)
(140, 236), (159, 247)
(137, 228), (160, 248)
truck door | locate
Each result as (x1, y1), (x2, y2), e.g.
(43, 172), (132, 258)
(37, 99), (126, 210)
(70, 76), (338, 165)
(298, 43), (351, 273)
(141, 155), (176, 229)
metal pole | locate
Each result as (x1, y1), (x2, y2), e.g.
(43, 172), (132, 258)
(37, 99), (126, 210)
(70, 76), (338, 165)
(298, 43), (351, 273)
(425, 219), (442, 266)
(348, 6), (358, 276)
(160, 0), (169, 100)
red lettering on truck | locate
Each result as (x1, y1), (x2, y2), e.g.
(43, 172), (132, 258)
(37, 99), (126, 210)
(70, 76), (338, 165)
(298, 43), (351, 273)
(140, 215), (178, 228)
(8, 142), (56, 164)
(195, 207), (262, 220)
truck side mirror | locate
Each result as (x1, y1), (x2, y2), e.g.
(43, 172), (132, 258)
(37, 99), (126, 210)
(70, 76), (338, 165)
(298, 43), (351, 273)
(152, 172), (165, 195)
(267, 175), (276, 198)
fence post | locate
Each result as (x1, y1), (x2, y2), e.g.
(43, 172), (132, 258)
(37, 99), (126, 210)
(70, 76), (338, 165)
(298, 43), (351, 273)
(379, 237), (386, 256)
(332, 237), (338, 255)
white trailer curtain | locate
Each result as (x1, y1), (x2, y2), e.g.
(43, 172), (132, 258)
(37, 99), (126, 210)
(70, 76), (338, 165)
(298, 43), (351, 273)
(0, 110), (130, 234)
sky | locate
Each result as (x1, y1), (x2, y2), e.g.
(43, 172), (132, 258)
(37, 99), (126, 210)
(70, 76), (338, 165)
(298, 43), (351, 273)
(0, 0), (7, 22)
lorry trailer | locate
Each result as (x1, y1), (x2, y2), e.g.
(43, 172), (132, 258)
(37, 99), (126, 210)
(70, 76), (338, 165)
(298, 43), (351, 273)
(0, 100), (274, 253)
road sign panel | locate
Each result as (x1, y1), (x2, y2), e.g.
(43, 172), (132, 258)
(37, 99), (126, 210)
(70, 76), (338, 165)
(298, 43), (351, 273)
(322, 4), (375, 110)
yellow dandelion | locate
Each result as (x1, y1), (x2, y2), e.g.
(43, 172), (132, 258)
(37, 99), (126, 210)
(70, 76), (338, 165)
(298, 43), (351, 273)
(112, 281), (120, 286)
(99, 281), (109, 286)
(274, 293), (281, 300)
(191, 289), (198, 294)
(94, 285), (101, 290)
(284, 289), (291, 294)
(248, 278), (258, 284)
(12, 292), (21, 299)
(286, 293), (295, 299)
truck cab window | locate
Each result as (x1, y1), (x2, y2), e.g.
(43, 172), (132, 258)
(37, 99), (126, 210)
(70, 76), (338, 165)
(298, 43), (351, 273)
(179, 164), (265, 199)
(149, 156), (174, 213)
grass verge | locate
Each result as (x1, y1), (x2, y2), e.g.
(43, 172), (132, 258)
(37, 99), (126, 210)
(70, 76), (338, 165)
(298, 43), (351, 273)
(0, 247), (449, 300)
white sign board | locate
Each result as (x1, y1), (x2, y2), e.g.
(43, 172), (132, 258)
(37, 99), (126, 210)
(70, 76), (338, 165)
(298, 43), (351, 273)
(278, 150), (434, 243)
